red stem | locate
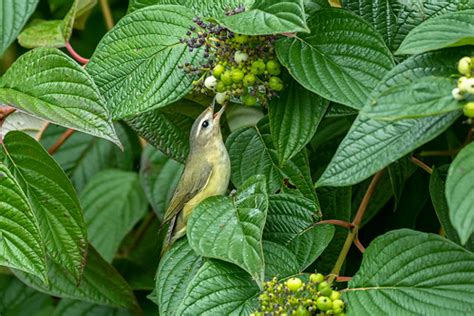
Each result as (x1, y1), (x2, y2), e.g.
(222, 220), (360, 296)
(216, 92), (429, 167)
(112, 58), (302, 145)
(65, 42), (90, 65)
(48, 128), (75, 154)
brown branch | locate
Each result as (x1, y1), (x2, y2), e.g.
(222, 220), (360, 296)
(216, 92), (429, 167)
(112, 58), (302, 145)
(99, 0), (114, 30)
(65, 42), (89, 65)
(335, 276), (352, 282)
(315, 219), (355, 229)
(48, 128), (75, 154)
(410, 156), (433, 174)
(0, 106), (16, 120)
(353, 235), (366, 253)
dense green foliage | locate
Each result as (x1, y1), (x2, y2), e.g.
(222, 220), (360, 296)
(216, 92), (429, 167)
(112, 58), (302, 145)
(1, 0), (474, 315)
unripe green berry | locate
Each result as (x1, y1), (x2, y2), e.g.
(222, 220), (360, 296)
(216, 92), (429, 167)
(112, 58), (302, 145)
(221, 70), (233, 85)
(269, 76), (284, 91)
(464, 102), (474, 118)
(458, 56), (472, 76)
(295, 305), (310, 316)
(316, 297), (332, 311)
(458, 76), (474, 93)
(215, 92), (228, 105)
(204, 75), (217, 90)
(318, 281), (332, 297)
(452, 87), (465, 101)
(216, 81), (226, 93)
(266, 60), (281, 75)
(242, 94), (257, 106)
(234, 34), (249, 44)
(332, 299), (345, 314)
(330, 290), (341, 301)
(251, 60), (266, 75)
(234, 50), (249, 64)
(231, 69), (245, 83)
(310, 273), (325, 284)
(213, 64), (225, 78)
(286, 277), (303, 291)
(243, 73), (256, 86)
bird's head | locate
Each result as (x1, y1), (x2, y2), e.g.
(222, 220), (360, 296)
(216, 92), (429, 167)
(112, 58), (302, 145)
(189, 100), (226, 149)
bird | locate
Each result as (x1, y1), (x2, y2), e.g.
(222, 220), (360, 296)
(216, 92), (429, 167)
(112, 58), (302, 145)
(160, 100), (230, 255)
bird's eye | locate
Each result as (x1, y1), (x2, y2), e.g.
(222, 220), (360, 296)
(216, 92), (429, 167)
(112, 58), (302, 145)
(201, 120), (209, 128)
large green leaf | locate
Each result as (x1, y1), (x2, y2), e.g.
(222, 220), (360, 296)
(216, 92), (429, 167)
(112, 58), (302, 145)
(0, 164), (47, 282)
(1, 131), (87, 282)
(262, 241), (300, 279)
(0, 48), (120, 146)
(139, 145), (183, 219)
(218, 0), (309, 35)
(276, 8), (394, 109)
(155, 238), (203, 316)
(178, 260), (259, 315)
(0, 0), (39, 55)
(53, 300), (132, 316)
(80, 170), (148, 262)
(269, 80), (329, 165)
(127, 0), (254, 16)
(14, 247), (139, 311)
(345, 229), (474, 315)
(446, 142), (474, 244)
(342, 0), (471, 51)
(87, 5), (203, 119)
(187, 175), (268, 284)
(226, 117), (318, 203)
(364, 76), (462, 120)
(397, 9), (474, 55)
(317, 49), (467, 187)
(1, 111), (46, 139)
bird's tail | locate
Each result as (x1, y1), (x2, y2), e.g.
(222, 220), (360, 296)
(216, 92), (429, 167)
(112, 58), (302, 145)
(160, 216), (176, 257)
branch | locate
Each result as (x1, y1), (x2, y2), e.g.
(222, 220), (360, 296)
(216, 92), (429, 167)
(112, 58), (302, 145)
(410, 156), (432, 175)
(65, 42), (90, 65)
(48, 128), (75, 154)
(99, 0), (114, 31)
(314, 219), (355, 229)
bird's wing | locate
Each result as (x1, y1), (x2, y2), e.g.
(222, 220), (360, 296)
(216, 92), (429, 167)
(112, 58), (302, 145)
(162, 160), (213, 223)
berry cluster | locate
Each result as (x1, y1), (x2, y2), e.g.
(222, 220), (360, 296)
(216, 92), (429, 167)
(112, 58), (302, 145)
(452, 56), (474, 118)
(251, 274), (346, 316)
(180, 16), (284, 106)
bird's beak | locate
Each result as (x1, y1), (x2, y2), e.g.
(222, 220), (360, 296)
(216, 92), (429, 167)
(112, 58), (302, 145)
(213, 104), (226, 121)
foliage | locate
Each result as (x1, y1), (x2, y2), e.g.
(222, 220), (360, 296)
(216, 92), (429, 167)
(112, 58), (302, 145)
(1, 0), (474, 315)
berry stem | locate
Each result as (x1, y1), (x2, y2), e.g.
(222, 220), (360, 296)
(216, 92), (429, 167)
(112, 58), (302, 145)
(313, 219), (354, 229)
(65, 42), (89, 65)
(0, 106), (16, 121)
(48, 128), (75, 155)
(99, 0), (114, 31)
(329, 170), (384, 282)
(410, 156), (433, 175)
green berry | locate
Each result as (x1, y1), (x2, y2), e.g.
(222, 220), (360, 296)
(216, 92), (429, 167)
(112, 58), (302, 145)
(295, 305), (310, 316)
(215, 92), (228, 105)
(458, 56), (472, 76)
(243, 73), (256, 86)
(332, 299), (345, 314)
(204, 75), (217, 90)
(269, 76), (284, 91)
(251, 60), (266, 75)
(221, 70), (233, 85)
(216, 81), (226, 93)
(464, 102), (474, 118)
(234, 51), (249, 64)
(286, 277), (303, 291)
(310, 273), (325, 284)
(330, 290), (341, 301)
(234, 34), (249, 44)
(266, 60), (281, 75)
(316, 297), (332, 311)
(231, 69), (245, 83)
(242, 94), (257, 106)
(213, 64), (225, 78)
(452, 87), (465, 101)
(258, 293), (269, 302)
(318, 281), (332, 297)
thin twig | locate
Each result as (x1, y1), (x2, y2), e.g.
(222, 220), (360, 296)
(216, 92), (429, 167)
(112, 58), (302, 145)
(65, 42), (90, 65)
(314, 219), (355, 229)
(419, 150), (458, 157)
(0, 106), (16, 120)
(335, 276), (352, 282)
(353, 235), (366, 253)
(48, 128), (75, 154)
(410, 156), (433, 174)
(99, 0), (114, 31)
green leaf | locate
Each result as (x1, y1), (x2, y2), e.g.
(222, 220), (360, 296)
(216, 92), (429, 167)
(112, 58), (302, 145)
(0, 164), (47, 282)
(127, 0), (254, 16)
(317, 49), (467, 187)
(387, 156), (417, 210)
(397, 9), (474, 55)
(41, 123), (139, 193)
(139, 145), (183, 219)
(345, 229), (474, 315)
(218, 0), (309, 35)
(80, 170), (148, 262)
(178, 260), (259, 315)
(1, 111), (46, 139)
(126, 100), (201, 163)
(2, 131), (88, 282)
(263, 241), (300, 279)
(87, 5), (203, 119)
(276, 8), (394, 109)
(0, 0), (39, 56)
(226, 117), (318, 203)
(446, 142), (474, 244)
(53, 300), (132, 316)
(188, 175), (268, 284)
(0, 48), (120, 146)
(14, 247), (139, 311)
(155, 238), (203, 316)
(269, 80), (329, 165)
(342, 0), (471, 51)
(364, 76), (462, 120)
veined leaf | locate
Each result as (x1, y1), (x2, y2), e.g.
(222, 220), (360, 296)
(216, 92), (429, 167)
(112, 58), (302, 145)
(80, 170), (148, 262)
(269, 80), (329, 165)
(345, 229), (474, 315)
(87, 5), (203, 119)
(155, 238), (203, 316)
(276, 8), (394, 109)
(0, 164), (47, 282)
(187, 175), (268, 285)
(178, 260), (259, 315)
(14, 247), (139, 311)
(446, 142), (474, 244)
(2, 131), (87, 282)
(1, 111), (46, 141)
(218, 0), (309, 35)
(127, 0), (254, 16)
(0, 48), (120, 146)
(263, 241), (300, 279)
(397, 9), (474, 55)
(0, 0), (39, 55)
(53, 300), (132, 316)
